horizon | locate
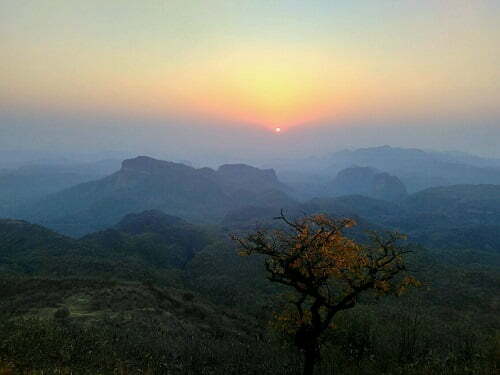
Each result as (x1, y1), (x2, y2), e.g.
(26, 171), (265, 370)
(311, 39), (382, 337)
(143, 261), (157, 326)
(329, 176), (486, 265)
(1, 143), (500, 172)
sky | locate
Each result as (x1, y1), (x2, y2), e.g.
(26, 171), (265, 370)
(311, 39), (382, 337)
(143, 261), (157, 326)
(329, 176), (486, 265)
(1, 0), (499, 162)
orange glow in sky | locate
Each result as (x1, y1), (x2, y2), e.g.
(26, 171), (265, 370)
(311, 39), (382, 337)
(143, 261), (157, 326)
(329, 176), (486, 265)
(1, 0), (499, 132)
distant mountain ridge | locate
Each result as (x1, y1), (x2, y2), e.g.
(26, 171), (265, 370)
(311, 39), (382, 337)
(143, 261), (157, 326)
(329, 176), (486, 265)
(274, 145), (500, 197)
(4, 150), (500, 244)
(0, 160), (121, 217)
(325, 146), (500, 192)
(329, 145), (500, 168)
(15, 156), (292, 236)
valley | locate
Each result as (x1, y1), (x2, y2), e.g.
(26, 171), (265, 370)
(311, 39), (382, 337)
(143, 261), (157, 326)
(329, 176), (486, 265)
(0, 146), (499, 374)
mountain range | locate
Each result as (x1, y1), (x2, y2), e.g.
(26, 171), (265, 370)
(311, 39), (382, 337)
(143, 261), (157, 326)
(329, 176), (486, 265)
(275, 145), (500, 197)
(0, 146), (498, 374)
(0, 148), (497, 243)
(12, 156), (288, 236)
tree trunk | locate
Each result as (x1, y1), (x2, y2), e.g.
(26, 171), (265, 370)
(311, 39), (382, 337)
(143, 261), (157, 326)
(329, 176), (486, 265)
(296, 325), (321, 375)
(302, 349), (317, 375)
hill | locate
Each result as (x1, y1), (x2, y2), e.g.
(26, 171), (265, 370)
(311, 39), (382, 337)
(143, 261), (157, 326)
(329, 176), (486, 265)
(16, 156), (291, 236)
(0, 277), (285, 374)
(328, 166), (408, 201)
(0, 216), (197, 283)
(83, 210), (212, 269)
(326, 146), (500, 192)
(0, 161), (120, 217)
(0, 207), (498, 374)
(222, 184), (500, 257)
(275, 146), (500, 197)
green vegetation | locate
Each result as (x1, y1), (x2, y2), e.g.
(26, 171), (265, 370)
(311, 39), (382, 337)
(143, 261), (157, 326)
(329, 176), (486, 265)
(0, 186), (499, 374)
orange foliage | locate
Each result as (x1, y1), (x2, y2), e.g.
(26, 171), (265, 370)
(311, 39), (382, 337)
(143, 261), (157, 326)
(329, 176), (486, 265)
(234, 212), (418, 347)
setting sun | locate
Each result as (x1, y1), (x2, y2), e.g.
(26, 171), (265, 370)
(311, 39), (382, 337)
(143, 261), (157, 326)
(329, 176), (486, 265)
(275, 127), (281, 133)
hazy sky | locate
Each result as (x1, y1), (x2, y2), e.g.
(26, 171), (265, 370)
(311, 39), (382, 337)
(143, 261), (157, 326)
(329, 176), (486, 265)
(1, 0), (499, 161)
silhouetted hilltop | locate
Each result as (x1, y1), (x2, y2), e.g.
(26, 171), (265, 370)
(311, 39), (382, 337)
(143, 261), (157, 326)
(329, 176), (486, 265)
(17, 156), (291, 236)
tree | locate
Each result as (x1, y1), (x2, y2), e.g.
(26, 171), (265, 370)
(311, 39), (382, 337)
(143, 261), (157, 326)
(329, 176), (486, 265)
(233, 212), (418, 375)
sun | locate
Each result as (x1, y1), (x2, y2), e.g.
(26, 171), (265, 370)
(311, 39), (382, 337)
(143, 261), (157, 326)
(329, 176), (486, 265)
(275, 127), (281, 133)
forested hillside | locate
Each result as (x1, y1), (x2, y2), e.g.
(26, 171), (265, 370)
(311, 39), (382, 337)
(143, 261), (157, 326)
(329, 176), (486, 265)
(0, 206), (498, 374)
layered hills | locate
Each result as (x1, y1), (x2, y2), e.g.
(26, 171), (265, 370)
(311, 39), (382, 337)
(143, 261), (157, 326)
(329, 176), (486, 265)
(1, 148), (499, 374)
(3, 153), (498, 253)
(325, 146), (500, 192)
(16, 156), (290, 236)
(276, 145), (500, 197)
